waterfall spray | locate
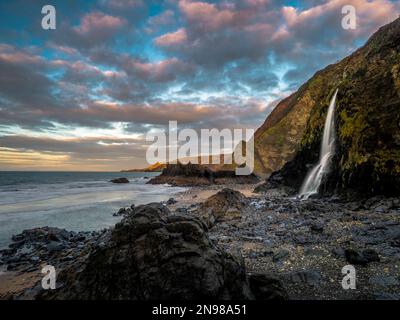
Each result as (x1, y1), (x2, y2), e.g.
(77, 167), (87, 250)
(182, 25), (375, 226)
(299, 89), (338, 199)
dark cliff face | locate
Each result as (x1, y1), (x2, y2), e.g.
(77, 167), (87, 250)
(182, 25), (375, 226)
(263, 17), (400, 196)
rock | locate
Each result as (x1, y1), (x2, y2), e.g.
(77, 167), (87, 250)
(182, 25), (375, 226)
(148, 163), (259, 186)
(24, 266), (38, 272)
(373, 292), (400, 300)
(166, 198), (177, 205)
(310, 222), (324, 233)
(248, 273), (288, 300)
(290, 270), (322, 286)
(39, 203), (254, 300)
(369, 275), (399, 287)
(345, 248), (380, 265)
(19, 245), (33, 255)
(390, 236), (400, 248)
(110, 177), (129, 184)
(345, 249), (367, 265)
(362, 249), (380, 263)
(331, 247), (345, 258)
(175, 207), (188, 214)
(9, 240), (25, 249)
(114, 207), (127, 216)
(46, 241), (66, 253)
(273, 250), (290, 262)
(195, 188), (249, 228)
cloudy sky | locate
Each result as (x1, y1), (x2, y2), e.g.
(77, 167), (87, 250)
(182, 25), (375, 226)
(0, 0), (398, 171)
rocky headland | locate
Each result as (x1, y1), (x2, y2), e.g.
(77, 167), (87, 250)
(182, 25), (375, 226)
(148, 163), (259, 186)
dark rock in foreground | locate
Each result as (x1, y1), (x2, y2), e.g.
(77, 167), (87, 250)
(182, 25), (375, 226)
(110, 177), (129, 184)
(37, 204), (284, 300)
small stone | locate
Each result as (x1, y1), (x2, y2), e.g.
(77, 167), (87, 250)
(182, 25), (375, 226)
(332, 247), (345, 258)
(290, 270), (322, 286)
(273, 250), (289, 262)
(310, 222), (324, 233)
(362, 249), (380, 263)
(345, 249), (367, 265)
(345, 248), (380, 265)
(166, 198), (177, 205)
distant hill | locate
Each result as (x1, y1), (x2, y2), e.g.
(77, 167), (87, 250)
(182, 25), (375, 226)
(122, 154), (237, 173)
(121, 162), (167, 172)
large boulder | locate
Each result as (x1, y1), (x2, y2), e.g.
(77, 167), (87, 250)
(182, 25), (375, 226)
(195, 188), (249, 228)
(39, 204), (254, 300)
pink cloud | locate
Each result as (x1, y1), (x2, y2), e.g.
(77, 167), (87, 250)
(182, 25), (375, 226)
(155, 28), (188, 47)
(0, 45), (43, 65)
(179, 0), (235, 30)
(281, 0), (399, 35)
(128, 57), (193, 82)
(148, 10), (175, 27)
(47, 43), (79, 56)
(74, 12), (127, 35)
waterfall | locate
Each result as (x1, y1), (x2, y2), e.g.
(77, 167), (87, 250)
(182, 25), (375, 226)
(299, 89), (338, 199)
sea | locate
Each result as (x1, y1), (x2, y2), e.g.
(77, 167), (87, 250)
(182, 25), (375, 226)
(0, 171), (187, 249)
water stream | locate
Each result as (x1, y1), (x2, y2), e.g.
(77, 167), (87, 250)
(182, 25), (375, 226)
(299, 89), (338, 199)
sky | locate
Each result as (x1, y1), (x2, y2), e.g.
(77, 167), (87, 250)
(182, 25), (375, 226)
(0, 0), (399, 171)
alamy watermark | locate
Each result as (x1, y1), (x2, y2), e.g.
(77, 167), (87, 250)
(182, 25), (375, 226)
(40, 4), (357, 31)
(146, 121), (254, 175)
(342, 5), (357, 30)
(41, 5), (56, 30)
(41, 265), (56, 290)
(341, 265), (356, 290)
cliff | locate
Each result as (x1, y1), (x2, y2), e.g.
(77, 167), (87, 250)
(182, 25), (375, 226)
(255, 17), (400, 196)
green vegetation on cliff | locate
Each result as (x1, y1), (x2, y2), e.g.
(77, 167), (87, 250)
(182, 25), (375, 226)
(256, 17), (400, 195)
